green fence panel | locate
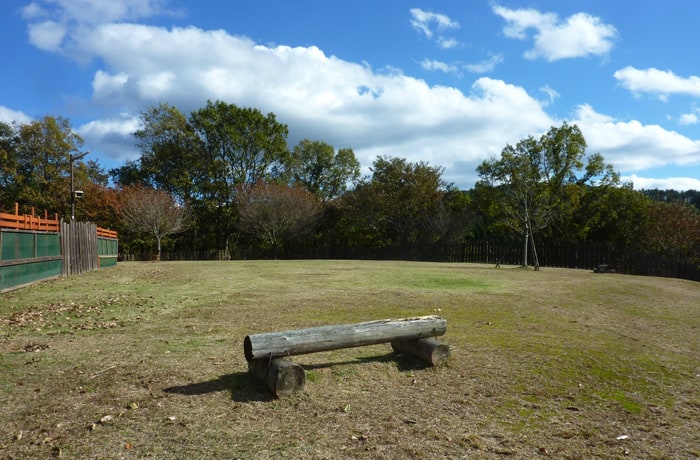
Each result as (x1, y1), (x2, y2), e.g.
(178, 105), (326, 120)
(1, 230), (62, 292)
(36, 233), (61, 257)
(0, 259), (62, 291)
(97, 237), (118, 269)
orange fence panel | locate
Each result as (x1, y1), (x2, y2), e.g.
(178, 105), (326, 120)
(96, 227), (118, 239)
(0, 210), (60, 232)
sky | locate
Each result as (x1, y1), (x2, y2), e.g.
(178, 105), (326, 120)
(1, 0), (699, 191)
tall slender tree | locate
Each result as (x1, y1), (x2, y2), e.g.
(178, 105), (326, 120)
(476, 123), (617, 267)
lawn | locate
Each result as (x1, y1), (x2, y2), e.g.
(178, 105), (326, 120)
(0, 260), (698, 459)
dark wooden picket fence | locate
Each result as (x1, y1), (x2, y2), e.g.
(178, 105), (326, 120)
(124, 239), (699, 282)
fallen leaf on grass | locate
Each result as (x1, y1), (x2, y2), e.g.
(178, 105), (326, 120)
(99, 415), (113, 424)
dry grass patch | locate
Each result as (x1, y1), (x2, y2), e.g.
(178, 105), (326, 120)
(0, 260), (698, 459)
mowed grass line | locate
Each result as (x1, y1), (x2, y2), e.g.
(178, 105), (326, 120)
(0, 260), (698, 459)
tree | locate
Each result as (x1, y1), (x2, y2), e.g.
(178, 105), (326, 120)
(287, 139), (360, 202)
(642, 200), (700, 265)
(120, 186), (191, 259)
(337, 156), (455, 254)
(575, 184), (649, 247)
(235, 181), (323, 257)
(189, 100), (291, 253)
(0, 121), (18, 210)
(476, 123), (617, 267)
(131, 103), (202, 204)
(12, 116), (86, 216)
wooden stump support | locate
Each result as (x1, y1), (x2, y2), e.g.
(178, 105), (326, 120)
(244, 316), (449, 396)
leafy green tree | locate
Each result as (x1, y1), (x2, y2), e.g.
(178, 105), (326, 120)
(12, 116), (86, 216)
(575, 184), (649, 247)
(287, 139), (360, 202)
(189, 100), (290, 253)
(476, 123), (617, 267)
(338, 156), (457, 253)
(0, 121), (18, 211)
(131, 103), (202, 204)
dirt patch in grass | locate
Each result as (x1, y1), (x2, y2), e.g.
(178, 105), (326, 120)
(0, 260), (698, 459)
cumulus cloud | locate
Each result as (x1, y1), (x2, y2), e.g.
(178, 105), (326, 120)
(0, 106), (32, 125)
(493, 5), (616, 61)
(679, 111), (699, 125)
(613, 66), (700, 99)
(17, 0), (700, 190)
(58, 21), (552, 184)
(77, 114), (141, 161)
(621, 174), (700, 191)
(22, 0), (173, 52)
(574, 104), (700, 172)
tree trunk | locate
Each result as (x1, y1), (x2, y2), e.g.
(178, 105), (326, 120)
(522, 229), (529, 267)
(244, 316), (447, 361)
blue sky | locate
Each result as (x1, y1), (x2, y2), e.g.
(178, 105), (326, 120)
(1, 0), (699, 190)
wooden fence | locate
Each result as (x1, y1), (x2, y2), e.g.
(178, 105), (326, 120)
(0, 204), (118, 291)
(0, 203), (60, 232)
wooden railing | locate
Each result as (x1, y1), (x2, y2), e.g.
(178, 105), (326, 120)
(0, 203), (59, 232)
(1, 203), (117, 239)
(96, 227), (118, 239)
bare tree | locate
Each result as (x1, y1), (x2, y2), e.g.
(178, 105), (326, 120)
(235, 181), (323, 257)
(120, 186), (190, 259)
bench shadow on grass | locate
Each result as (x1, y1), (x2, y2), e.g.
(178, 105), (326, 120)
(163, 352), (429, 402)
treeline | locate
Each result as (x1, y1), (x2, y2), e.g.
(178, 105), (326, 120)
(1, 101), (699, 279)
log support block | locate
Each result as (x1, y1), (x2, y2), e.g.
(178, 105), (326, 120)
(391, 338), (450, 367)
(248, 358), (305, 397)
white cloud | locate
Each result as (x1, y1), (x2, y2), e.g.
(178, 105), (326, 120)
(409, 8), (460, 49)
(23, 2), (699, 191)
(465, 55), (503, 74)
(436, 37), (459, 50)
(77, 115), (141, 161)
(409, 8), (459, 39)
(613, 66), (700, 99)
(22, 0), (173, 53)
(679, 112), (698, 125)
(621, 174), (700, 191)
(574, 104), (700, 172)
(493, 5), (616, 61)
(26, 20), (67, 51)
(539, 85), (560, 105)
(0, 106), (32, 125)
(42, 21), (552, 187)
(421, 59), (459, 74)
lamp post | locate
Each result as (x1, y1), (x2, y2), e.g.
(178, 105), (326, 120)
(70, 151), (89, 220)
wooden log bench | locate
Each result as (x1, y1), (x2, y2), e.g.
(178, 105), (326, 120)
(244, 315), (449, 397)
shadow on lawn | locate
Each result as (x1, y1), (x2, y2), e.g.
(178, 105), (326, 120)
(163, 352), (430, 402)
(164, 372), (274, 403)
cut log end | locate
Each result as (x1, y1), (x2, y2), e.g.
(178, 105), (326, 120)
(243, 335), (253, 362)
(248, 358), (305, 397)
(391, 338), (450, 367)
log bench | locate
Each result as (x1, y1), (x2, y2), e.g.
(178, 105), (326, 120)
(244, 315), (449, 396)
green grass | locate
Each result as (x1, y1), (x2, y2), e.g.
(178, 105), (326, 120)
(0, 260), (698, 459)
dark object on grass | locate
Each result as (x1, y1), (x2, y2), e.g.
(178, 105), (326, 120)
(593, 264), (616, 273)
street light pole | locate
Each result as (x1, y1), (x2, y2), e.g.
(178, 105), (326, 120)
(70, 151), (89, 220)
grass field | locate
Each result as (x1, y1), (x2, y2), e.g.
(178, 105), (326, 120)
(0, 260), (698, 459)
